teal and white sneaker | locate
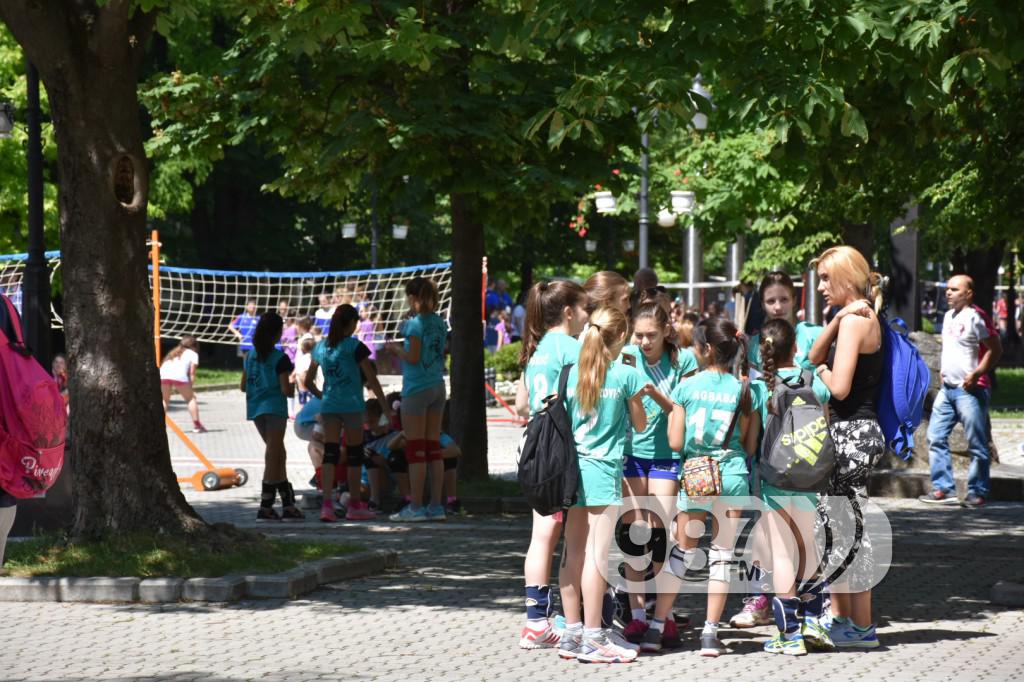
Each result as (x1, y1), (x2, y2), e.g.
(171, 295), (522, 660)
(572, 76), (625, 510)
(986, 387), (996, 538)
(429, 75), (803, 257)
(558, 629), (583, 660)
(425, 504), (447, 521)
(801, 618), (835, 651)
(764, 632), (807, 656)
(389, 505), (428, 522)
(831, 621), (880, 648)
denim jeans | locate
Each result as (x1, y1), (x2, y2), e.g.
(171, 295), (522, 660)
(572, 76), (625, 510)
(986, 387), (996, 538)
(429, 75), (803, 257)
(927, 385), (991, 497)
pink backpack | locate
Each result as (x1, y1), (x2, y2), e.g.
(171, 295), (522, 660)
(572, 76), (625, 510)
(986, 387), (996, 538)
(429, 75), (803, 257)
(0, 296), (66, 498)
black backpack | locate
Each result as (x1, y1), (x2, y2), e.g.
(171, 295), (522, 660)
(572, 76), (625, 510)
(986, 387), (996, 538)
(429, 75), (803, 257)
(517, 364), (579, 515)
(759, 370), (836, 493)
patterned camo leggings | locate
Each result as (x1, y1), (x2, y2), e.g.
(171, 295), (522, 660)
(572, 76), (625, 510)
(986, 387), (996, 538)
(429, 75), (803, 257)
(818, 418), (885, 591)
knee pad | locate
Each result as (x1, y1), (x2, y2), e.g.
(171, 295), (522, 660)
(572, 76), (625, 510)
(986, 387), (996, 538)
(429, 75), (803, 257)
(346, 442), (366, 468)
(772, 596), (802, 635)
(389, 450), (408, 474)
(405, 439), (427, 464)
(648, 526), (668, 565)
(425, 439), (442, 462)
(798, 579), (825, 618)
(524, 585), (552, 620)
(666, 546), (705, 579)
(616, 522), (648, 558)
(323, 442), (341, 466)
(708, 545), (734, 584)
(443, 456), (458, 471)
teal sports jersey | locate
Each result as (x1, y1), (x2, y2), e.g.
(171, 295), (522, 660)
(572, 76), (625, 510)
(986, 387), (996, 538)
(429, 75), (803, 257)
(748, 321), (824, 371)
(525, 331), (581, 416)
(312, 337), (371, 414)
(400, 313), (447, 397)
(244, 349), (292, 419)
(565, 362), (645, 463)
(620, 345), (698, 459)
(670, 370), (749, 461)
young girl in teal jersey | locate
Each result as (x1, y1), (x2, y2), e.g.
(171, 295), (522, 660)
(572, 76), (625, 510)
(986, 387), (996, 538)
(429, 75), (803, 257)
(308, 304), (391, 522)
(513, 280), (589, 651)
(387, 277), (449, 522)
(619, 301), (698, 647)
(756, 318), (835, 655)
(660, 317), (760, 657)
(240, 312), (304, 521)
(559, 306), (648, 664)
(748, 272), (824, 375)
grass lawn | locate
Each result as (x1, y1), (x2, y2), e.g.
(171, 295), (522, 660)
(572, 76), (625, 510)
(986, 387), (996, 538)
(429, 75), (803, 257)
(458, 476), (521, 498)
(3, 533), (359, 578)
(194, 367), (243, 387)
(993, 367), (1024, 408)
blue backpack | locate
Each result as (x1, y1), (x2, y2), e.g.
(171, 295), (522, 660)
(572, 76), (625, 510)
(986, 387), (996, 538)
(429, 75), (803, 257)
(876, 315), (931, 460)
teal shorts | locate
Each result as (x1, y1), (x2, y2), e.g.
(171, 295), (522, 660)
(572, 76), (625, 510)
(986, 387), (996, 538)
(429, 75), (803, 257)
(677, 456), (750, 513)
(575, 456), (622, 507)
(760, 481), (818, 513)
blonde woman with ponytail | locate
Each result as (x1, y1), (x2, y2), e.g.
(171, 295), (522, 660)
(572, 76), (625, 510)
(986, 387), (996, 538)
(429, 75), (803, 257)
(558, 306), (649, 664)
(806, 245), (885, 649)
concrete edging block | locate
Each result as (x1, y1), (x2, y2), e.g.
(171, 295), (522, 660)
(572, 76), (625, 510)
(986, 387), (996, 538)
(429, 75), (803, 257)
(139, 578), (184, 603)
(182, 575), (246, 602)
(992, 581), (1024, 607)
(0, 577), (60, 601)
(58, 577), (140, 603)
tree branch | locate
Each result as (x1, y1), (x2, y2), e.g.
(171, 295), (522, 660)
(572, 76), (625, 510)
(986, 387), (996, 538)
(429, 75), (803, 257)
(0, 0), (75, 72)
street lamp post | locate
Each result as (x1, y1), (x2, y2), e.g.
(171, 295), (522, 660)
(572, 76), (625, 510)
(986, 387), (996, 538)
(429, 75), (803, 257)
(638, 130), (650, 269)
(23, 61), (50, 365)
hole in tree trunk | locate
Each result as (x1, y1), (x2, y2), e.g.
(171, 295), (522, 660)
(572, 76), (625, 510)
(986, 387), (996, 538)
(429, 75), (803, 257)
(113, 155), (136, 206)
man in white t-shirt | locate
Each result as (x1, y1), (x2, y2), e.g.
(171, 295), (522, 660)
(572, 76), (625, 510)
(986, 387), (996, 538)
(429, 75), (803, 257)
(921, 275), (1002, 508)
(314, 293), (334, 337)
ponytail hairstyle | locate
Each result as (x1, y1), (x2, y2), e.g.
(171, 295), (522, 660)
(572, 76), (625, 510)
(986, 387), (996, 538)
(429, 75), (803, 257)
(405, 276), (439, 314)
(518, 279), (588, 367)
(812, 245), (883, 313)
(163, 335), (199, 363)
(584, 270), (630, 315)
(575, 307), (629, 414)
(252, 312), (283, 361)
(327, 304), (359, 347)
(758, 318), (796, 415)
(759, 271), (798, 323)
(692, 316), (752, 414)
(631, 301), (679, 367)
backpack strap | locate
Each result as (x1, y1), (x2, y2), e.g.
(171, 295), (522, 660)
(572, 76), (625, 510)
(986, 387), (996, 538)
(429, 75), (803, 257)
(719, 378), (748, 450)
(799, 369), (814, 388)
(0, 294), (25, 348)
(556, 363), (574, 400)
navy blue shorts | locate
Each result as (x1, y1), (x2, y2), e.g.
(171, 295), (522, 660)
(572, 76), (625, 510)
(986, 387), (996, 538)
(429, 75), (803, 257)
(622, 455), (680, 481)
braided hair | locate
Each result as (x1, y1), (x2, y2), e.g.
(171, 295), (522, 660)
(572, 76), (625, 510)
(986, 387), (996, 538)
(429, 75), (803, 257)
(759, 318), (796, 415)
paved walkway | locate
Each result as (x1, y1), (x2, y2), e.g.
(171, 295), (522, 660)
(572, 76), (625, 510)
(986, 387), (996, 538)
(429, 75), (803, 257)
(1, 390), (1022, 681)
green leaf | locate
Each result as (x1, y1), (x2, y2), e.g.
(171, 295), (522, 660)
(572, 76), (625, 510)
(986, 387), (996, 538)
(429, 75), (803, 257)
(940, 55), (962, 93)
(840, 104), (868, 141)
(572, 28), (591, 48)
(843, 15), (868, 37)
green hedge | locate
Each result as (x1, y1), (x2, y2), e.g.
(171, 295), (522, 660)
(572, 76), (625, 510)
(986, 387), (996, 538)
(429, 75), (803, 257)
(485, 341), (522, 380)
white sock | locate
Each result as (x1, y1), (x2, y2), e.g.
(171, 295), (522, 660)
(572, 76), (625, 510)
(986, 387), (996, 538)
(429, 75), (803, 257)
(703, 620), (719, 636)
(650, 618), (665, 633)
(566, 621), (583, 634)
(526, 617), (548, 628)
(584, 627), (603, 640)
(631, 608), (647, 623)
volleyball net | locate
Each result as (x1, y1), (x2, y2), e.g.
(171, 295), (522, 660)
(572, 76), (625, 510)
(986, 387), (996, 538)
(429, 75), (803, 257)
(0, 248), (453, 347)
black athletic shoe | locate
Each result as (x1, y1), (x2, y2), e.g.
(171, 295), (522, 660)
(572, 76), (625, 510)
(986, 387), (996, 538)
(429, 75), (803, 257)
(257, 507), (281, 521)
(961, 493), (985, 508)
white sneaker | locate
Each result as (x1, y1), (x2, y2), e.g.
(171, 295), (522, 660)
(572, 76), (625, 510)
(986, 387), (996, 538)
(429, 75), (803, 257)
(577, 630), (638, 663)
(606, 628), (641, 652)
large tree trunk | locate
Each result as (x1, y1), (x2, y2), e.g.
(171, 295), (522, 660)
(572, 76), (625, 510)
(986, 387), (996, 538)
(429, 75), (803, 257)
(1, 2), (206, 539)
(449, 193), (489, 480)
(952, 242), (1005, 321)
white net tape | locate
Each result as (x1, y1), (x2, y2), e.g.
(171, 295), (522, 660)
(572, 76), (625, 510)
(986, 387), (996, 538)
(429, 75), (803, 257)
(0, 251), (453, 345)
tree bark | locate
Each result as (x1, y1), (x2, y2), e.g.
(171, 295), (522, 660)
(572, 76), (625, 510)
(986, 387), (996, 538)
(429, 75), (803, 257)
(951, 242), (1005, 321)
(1, 2), (207, 538)
(449, 193), (488, 480)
